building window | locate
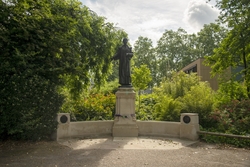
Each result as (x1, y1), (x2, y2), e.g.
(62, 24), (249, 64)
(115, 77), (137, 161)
(184, 65), (197, 74)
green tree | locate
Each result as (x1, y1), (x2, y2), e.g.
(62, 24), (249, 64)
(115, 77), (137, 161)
(132, 65), (152, 111)
(156, 28), (197, 80)
(214, 80), (248, 107)
(197, 23), (227, 57)
(184, 33), (200, 63)
(132, 65), (152, 91)
(133, 36), (158, 86)
(156, 28), (188, 71)
(206, 0), (250, 97)
(0, 0), (121, 140)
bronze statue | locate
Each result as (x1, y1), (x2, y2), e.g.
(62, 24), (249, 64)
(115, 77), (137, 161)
(111, 38), (133, 87)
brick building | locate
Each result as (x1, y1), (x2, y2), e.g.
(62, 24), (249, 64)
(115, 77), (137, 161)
(181, 58), (220, 90)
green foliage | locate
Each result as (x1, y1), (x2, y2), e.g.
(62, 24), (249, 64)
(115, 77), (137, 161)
(152, 72), (215, 124)
(200, 99), (250, 147)
(200, 0), (250, 146)
(62, 93), (115, 121)
(0, 75), (63, 140)
(135, 94), (158, 120)
(209, 99), (250, 135)
(157, 71), (200, 99)
(133, 36), (158, 86)
(90, 79), (120, 95)
(0, 0), (124, 140)
(206, 0), (250, 97)
(156, 28), (191, 73)
(200, 134), (250, 148)
(197, 23), (227, 57)
(60, 79), (118, 121)
(154, 96), (181, 122)
(132, 23), (227, 82)
(214, 80), (248, 107)
(132, 65), (152, 112)
(178, 82), (215, 127)
(135, 71), (207, 122)
(132, 65), (152, 91)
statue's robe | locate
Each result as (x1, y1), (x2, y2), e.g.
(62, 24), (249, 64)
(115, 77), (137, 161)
(113, 45), (133, 86)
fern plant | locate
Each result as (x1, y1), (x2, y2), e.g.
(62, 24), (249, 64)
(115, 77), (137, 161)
(154, 95), (181, 122)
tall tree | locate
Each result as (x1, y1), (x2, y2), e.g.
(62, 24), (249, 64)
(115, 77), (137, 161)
(156, 28), (193, 80)
(133, 36), (158, 86)
(0, 0), (122, 139)
(206, 0), (250, 97)
(197, 23), (227, 57)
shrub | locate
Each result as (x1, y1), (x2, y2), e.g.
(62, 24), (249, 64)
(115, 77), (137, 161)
(135, 94), (158, 120)
(0, 75), (63, 140)
(61, 93), (115, 121)
(178, 82), (215, 128)
(154, 95), (181, 122)
(153, 72), (214, 124)
(214, 80), (248, 107)
(158, 71), (200, 99)
(209, 99), (250, 135)
(90, 80), (119, 95)
(200, 99), (250, 147)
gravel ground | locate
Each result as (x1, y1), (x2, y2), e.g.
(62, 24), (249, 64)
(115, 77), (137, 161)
(0, 138), (250, 167)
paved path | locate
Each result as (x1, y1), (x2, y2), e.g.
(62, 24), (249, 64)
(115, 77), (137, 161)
(58, 136), (198, 150)
(0, 136), (249, 167)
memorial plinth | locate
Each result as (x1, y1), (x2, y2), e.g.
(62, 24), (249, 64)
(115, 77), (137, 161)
(112, 87), (138, 137)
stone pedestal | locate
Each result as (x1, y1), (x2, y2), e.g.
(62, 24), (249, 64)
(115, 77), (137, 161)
(180, 113), (200, 140)
(112, 87), (138, 137)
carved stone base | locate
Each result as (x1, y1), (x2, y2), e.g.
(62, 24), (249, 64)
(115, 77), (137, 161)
(112, 87), (138, 137)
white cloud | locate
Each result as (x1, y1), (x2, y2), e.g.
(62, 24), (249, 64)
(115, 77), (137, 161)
(184, 0), (219, 32)
(80, 0), (219, 46)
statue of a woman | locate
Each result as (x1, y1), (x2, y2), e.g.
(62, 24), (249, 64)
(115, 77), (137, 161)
(111, 38), (133, 87)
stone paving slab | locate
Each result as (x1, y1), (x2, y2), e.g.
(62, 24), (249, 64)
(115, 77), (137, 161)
(58, 136), (198, 150)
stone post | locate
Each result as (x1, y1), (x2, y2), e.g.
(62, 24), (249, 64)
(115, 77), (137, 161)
(56, 113), (70, 140)
(112, 87), (139, 137)
(180, 113), (200, 140)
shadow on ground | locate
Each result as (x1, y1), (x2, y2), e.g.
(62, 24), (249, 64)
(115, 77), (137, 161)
(0, 137), (250, 167)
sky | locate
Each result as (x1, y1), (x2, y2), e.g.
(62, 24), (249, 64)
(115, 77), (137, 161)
(80, 0), (220, 46)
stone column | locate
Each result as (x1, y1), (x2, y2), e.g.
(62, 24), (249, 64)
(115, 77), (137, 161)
(112, 87), (139, 137)
(180, 113), (200, 140)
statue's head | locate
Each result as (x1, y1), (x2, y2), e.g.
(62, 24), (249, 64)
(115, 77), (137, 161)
(123, 38), (128, 44)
